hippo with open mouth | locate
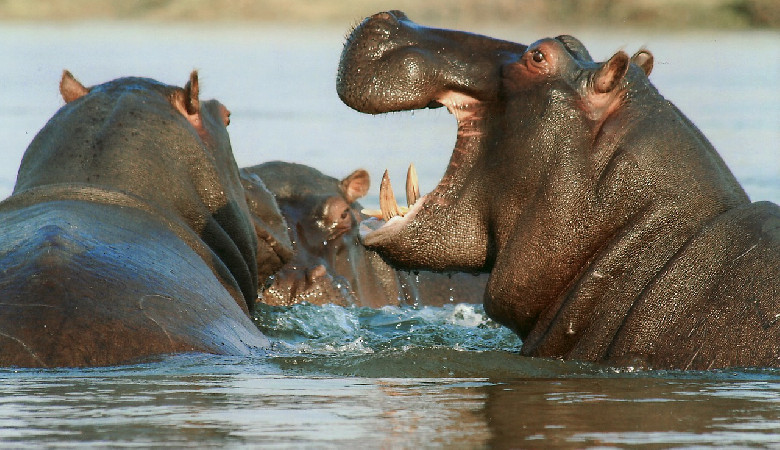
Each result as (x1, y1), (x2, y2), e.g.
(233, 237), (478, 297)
(0, 71), (276, 367)
(337, 11), (779, 369)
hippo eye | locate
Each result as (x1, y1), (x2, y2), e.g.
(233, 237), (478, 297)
(532, 50), (545, 63)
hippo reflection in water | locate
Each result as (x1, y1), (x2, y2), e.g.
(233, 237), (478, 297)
(241, 161), (488, 308)
(0, 71), (287, 367)
(338, 11), (780, 369)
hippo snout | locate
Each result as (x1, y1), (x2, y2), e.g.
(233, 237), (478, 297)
(343, 10), (408, 57)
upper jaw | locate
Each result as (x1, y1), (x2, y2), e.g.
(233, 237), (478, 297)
(338, 11), (519, 116)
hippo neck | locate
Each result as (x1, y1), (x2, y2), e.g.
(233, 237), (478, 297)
(518, 94), (753, 363)
(518, 202), (695, 361)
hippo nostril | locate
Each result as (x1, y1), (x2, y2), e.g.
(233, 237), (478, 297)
(367, 10), (409, 31)
(373, 11), (401, 24)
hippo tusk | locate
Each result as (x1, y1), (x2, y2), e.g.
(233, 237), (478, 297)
(363, 165), (419, 220)
(363, 168), (418, 221)
(379, 169), (403, 221)
(406, 163), (420, 207)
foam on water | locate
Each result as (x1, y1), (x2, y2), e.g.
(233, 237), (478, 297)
(255, 302), (522, 354)
(250, 302), (578, 378)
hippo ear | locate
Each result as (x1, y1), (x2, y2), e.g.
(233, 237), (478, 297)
(60, 70), (90, 103)
(182, 70), (200, 115)
(340, 169), (370, 203)
(172, 71), (202, 128)
(630, 49), (654, 76)
(593, 51), (630, 94)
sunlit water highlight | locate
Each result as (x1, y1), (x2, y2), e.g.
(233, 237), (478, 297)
(0, 22), (778, 447)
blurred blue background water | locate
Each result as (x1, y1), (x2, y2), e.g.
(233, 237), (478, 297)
(1, 23), (778, 204)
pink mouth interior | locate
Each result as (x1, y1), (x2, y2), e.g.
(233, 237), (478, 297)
(360, 90), (484, 243)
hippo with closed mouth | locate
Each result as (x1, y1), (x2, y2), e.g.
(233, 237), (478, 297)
(242, 161), (487, 308)
(0, 71), (277, 367)
(337, 11), (780, 369)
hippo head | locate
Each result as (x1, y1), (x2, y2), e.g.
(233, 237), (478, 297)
(244, 162), (370, 306)
(18, 71), (261, 313)
(338, 11), (528, 273)
(339, 12), (750, 341)
(338, 12), (656, 310)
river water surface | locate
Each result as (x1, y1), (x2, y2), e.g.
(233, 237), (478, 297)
(0, 22), (779, 447)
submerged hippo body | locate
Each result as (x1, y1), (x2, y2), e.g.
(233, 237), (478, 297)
(242, 161), (487, 308)
(338, 11), (780, 369)
(0, 71), (272, 367)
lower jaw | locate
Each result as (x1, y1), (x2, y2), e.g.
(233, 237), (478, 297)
(360, 194), (427, 247)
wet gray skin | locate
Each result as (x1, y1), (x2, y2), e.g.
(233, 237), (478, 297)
(240, 169), (295, 285)
(337, 11), (780, 370)
(0, 71), (270, 367)
(243, 161), (487, 308)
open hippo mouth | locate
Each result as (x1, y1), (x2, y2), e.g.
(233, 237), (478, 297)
(337, 11), (527, 272)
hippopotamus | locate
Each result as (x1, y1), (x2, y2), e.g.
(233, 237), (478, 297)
(0, 71), (275, 367)
(337, 11), (780, 369)
(239, 168), (295, 284)
(241, 161), (487, 308)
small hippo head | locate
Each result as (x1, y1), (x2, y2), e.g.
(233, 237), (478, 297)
(243, 162), (370, 306)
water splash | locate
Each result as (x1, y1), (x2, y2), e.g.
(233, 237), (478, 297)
(255, 302), (520, 353)
(253, 302), (537, 377)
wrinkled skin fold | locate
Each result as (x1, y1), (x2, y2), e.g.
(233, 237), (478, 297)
(239, 168), (296, 285)
(0, 71), (271, 367)
(338, 11), (780, 370)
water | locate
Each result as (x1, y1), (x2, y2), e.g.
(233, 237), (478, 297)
(2, 304), (780, 447)
(0, 22), (779, 447)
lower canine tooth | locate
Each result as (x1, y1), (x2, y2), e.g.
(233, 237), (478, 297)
(406, 163), (420, 207)
(379, 169), (402, 221)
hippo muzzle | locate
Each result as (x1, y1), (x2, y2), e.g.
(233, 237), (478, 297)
(338, 10), (526, 115)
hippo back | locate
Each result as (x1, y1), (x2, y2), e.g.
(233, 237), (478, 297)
(0, 72), (266, 367)
(0, 199), (267, 367)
